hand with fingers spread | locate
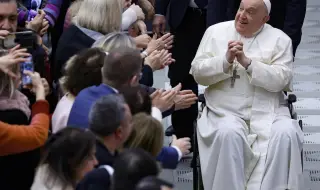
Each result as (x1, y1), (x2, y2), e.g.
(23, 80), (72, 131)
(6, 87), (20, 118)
(0, 30), (9, 40)
(144, 50), (161, 71)
(158, 33), (174, 50)
(23, 70), (45, 100)
(174, 90), (198, 111)
(226, 40), (243, 63)
(146, 33), (174, 54)
(0, 45), (31, 78)
(145, 34), (164, 54)
(158, 49), (175, 69)
(26, 10), (46, 34)
(171, 135), (191, 156)
(135, 34), (152, 49)
(150, 89), (177, 112)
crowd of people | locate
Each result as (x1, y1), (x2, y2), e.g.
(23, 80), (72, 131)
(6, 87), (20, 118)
(0, 0), (307, 189)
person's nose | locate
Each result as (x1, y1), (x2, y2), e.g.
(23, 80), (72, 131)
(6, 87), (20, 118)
(239, 12), (247, 20)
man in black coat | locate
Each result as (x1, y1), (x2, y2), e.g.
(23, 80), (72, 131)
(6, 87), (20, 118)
(153, 0), (229, 147)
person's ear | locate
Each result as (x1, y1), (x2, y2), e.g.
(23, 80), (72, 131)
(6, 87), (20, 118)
(263, 15), (270, 23)
(129, 75), (139, 86)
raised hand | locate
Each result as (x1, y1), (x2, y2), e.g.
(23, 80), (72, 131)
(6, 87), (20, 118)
(144, 50), (161, 71)
(26, 10), (46, 33)
(235, 48), (251, 69)
(158, 33), (174, 50)
(174, 90), (198, 110)
(23, 70), (45, 100)
(171, 135), (191, 156)
(0, 45), (30, 78)
(39, 19), (49, 36)
(150, 89), (177, 112)
(135, 34), (151, 48)
(226, 40), (243, 63)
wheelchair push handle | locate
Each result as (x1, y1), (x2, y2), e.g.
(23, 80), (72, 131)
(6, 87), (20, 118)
(288, 94), (297, 104)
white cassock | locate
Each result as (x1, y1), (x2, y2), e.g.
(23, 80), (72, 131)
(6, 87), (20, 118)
(190, 21), (304, 190)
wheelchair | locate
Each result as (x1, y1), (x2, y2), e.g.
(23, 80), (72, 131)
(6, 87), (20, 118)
(165, 93), (303, 190)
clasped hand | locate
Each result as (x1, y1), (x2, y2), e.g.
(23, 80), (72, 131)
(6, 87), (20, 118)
(226, 40), (251, 68)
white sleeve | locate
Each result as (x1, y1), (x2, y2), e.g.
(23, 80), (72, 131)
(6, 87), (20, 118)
(246, 36), (293, 92)
(121, 8), (138, 30)
(151, 107), (162, 121)
(100, 165), (114, 176)
(171, 145), (183, 161)
(190, 27), (232, 86)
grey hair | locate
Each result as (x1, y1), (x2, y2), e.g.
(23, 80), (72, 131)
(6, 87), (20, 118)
(89, 94), (126, 137)
(92, 32), (136, 52)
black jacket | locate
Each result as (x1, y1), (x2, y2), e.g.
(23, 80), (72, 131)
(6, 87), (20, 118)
(54, 24), (95, 81)
(0, 109), (40, 190)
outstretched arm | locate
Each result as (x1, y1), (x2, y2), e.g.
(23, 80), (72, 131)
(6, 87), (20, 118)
(0, 101), (50, 156)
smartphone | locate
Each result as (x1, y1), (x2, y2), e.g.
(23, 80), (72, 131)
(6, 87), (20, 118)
(1, 31), (36, 52)
(20, 56), (34, 86)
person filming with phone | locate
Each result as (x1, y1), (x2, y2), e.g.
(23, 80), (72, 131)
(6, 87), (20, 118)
(0, 0), (52, 107)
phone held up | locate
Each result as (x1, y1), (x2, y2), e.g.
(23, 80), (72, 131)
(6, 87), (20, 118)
(0, 31), (36, 86)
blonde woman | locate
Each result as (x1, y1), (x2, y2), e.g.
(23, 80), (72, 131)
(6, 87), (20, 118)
(124, 113), (164, 157)
(54, 0), (122, 80)
(64, 0), (145, 31)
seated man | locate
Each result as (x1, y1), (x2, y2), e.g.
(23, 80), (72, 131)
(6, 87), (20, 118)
(190, 0), (303, 190)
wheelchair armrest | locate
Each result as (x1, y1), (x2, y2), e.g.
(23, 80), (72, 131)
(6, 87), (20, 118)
(198, 94), (205, 103)
(288, 94), (297, 104)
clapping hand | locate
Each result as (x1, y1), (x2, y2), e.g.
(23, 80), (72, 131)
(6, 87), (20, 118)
(135, 34), (151, 49)
(145, 33), (174, 55)
(174, 90), (198, 110)
(150, 89), (177, 112)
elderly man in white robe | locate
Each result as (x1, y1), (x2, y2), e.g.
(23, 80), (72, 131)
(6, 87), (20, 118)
(190, 0), (304, 189)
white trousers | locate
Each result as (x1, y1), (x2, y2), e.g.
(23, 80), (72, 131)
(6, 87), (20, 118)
(198, 109), (304, 190)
